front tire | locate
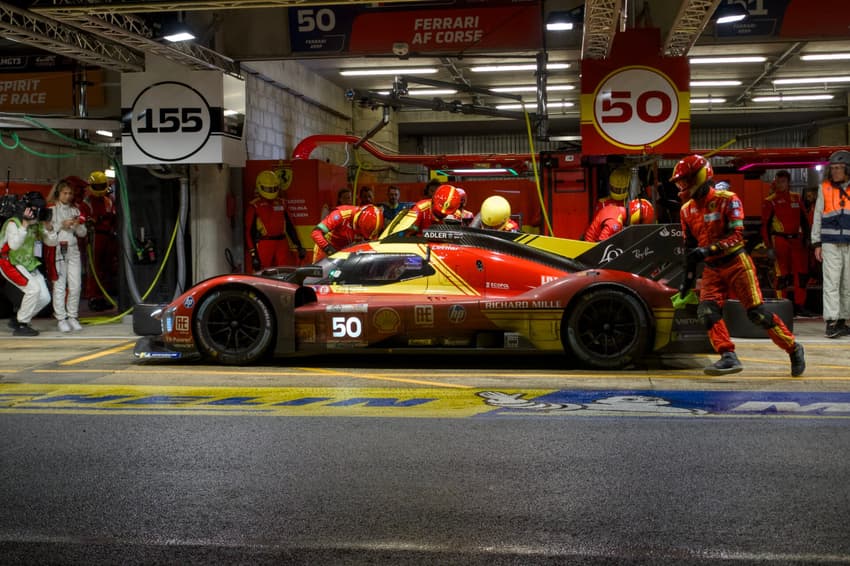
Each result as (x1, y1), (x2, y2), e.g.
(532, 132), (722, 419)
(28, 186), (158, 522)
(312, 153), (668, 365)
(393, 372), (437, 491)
(194, 288), (275, 364)
(563, 289), (650, 369)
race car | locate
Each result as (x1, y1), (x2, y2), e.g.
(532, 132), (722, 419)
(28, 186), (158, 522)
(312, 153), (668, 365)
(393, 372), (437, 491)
(133, 224), (710, 369)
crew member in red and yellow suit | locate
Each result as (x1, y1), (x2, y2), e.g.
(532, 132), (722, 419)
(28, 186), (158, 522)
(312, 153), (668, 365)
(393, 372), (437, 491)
(451, 187), (475, 226)
(760, 170), (813, 317)
(583, 202), (626, 242)
(245, 170), (306, 272)
(475, 195), (520, 232)
(593, 167), (631, 213)
(669, 155), (805, 377)
(78, 171), (117, 311)
(311, 204), (384, 262)
(380, 184), (462, 238)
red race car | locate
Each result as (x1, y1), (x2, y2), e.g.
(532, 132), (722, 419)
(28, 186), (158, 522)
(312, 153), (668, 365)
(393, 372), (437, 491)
(134, 224), (709, 369)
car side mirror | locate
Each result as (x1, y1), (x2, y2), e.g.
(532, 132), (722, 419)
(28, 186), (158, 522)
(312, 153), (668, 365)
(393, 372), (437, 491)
(293, 265), (324, 286)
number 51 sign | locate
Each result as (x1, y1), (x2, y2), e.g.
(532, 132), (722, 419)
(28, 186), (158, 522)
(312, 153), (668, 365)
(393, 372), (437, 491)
(580, 29), (690, 155)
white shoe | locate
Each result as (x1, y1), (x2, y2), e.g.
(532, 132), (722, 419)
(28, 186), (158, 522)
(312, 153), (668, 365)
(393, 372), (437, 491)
(68, 318), (83, 331)
(57, 319), (72, 333)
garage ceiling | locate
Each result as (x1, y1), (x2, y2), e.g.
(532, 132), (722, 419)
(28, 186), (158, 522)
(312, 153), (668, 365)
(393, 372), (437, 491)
(2, 0), (850, 137)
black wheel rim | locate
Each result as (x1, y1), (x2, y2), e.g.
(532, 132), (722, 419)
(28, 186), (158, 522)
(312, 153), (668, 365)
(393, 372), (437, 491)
(204, 295), (265, 354)
(574, 296), (638, 358)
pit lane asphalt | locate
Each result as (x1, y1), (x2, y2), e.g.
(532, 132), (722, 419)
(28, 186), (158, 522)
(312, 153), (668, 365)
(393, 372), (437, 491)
(2, 316), (849, 565)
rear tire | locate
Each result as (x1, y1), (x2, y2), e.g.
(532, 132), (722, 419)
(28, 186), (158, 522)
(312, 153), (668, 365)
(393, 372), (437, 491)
(563, 289), (650, 369)
(194, 288), (274, 364)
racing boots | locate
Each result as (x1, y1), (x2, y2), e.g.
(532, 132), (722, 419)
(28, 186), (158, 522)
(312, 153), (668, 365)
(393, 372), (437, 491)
(704, 351), (743, 376)
(790, 343), (806, 377)
(825, 319), (848, 339)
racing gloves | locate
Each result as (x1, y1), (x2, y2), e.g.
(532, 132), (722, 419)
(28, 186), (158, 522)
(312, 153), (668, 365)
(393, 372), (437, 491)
(323, 245), (337, 256)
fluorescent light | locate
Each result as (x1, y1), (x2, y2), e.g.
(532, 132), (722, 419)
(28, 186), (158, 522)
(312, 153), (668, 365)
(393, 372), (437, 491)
(714, 3), (749, 24)
(548, 135), (582, 142)
(104, 168), (116, 179)
(546, 22), (574, 31)
(690, 56), (766, 64)
(95, 129), (113, 137)
(437, 168), (519, 176)
(163, 32), (195, 42)
(340, 67), (438, 76)
(470, 63), (570, 73)
(751, 94), (834, 102)
(800, 53), (850, 61)
(690, 80), (742, 87)
(691, 98), (727, 104)
(490, 84), (575, 93)
(772, 76), (850, 85)
(716, 13), (746, 24)
(496, 101), (575, 110)
(223, 109), (239, 116)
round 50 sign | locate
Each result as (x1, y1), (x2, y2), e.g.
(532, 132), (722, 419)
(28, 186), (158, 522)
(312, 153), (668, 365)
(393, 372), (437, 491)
(130, 81), (212, 162)
(592, 66), (681, 150)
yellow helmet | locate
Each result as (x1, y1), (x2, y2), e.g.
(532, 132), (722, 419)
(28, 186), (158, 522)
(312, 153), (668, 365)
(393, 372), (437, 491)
(608, 167), (631, 201)
(87, 171), (109, 196)
(480, 195), (512, 229)
(255, 170), (280, 199)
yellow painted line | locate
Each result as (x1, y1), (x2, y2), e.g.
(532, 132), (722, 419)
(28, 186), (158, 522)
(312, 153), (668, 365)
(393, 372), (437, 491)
(306, 367), (471, 389)
(60, 342), (135, 365)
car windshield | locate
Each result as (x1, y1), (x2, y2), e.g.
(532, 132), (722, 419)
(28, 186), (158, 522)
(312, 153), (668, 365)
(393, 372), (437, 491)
(310, 252), (434, 286)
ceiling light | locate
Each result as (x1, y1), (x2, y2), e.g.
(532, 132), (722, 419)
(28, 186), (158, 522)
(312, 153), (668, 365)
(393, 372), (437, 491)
(496, 101), (575, 110)
(690, 80), (742, 87)
(376, 89), (458, 96)
(714, 3), (749, 24)
(490, 85), (575, 93)
(800, 53), (850, 61)
(104, 168), (116, 179)
(95, 129), (114, 137)
(772, 76), (850, 85)
(340, 67), (438, 76)
(739, 161), (828, 171)
(546, 11), (576, 31)
(690, 56), (766, 64)
(163, 31), (195, 42)
(691, 98), (727, 104)
(470, 63), (570, 73)
(751, 94), (835, 102)
(223, 109), (240, 116)
(548, 135), (582, 142)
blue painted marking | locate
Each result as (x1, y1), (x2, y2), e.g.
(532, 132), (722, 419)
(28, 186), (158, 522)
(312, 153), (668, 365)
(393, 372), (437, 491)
(36, 395), (134, 404)
(480, 390), (850, 416)
(326, 397), (436, 407)
(273, 397), (333, 406)
(118, 395), (212, 405)
(202, 397), (263, 406)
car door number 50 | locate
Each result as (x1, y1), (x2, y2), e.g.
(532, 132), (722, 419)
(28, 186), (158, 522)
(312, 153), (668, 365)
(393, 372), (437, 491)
(332, 316), (362, 338)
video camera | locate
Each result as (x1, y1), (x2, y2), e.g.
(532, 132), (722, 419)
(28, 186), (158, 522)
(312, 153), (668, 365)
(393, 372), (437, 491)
(18, 191), (51, 222)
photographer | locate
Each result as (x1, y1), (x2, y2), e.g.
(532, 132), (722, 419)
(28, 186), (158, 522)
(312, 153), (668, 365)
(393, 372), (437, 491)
(0, 192), (57, 336)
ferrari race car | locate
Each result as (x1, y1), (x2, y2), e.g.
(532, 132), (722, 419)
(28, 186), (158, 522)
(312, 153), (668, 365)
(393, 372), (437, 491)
(134, 224), (710, 369)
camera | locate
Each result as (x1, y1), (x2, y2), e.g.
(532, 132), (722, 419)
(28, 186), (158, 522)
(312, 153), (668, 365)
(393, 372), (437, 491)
(18, 191), (51, 222)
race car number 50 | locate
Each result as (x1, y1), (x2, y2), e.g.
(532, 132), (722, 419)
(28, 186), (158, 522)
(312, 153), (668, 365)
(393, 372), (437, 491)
(592, 66), (681, 150)
(332, 316), (362, 338)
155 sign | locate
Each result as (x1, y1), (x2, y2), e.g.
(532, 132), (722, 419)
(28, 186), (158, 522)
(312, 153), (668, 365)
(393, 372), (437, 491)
(128, 81), (212, 162)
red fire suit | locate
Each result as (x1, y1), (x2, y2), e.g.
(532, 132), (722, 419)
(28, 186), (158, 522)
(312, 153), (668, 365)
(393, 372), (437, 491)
(680, 186), (796, 355)
(384, 198), (441, 237)
(761, 189), (810, 309)
(311, 205), (359, 262)
(584, 204), (626, 242)
(78, 192), (117, 306)
(245, 196), (304, 270)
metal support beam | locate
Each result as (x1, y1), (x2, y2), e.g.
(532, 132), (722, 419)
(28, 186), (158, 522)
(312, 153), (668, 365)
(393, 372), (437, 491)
(581, 0), (623, 60)
(31, 0), (430, 16)
(0, 1), (143, 72)
(734, 42), (805, 106)
(663, 0), (720, 57)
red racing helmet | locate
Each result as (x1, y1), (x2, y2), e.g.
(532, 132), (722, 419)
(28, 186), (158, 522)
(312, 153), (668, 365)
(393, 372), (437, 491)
(352, 204), (384, 240)
(670, 154), (713, 194)
(431, 184), (462, 219)
(628, 198), (656, 225)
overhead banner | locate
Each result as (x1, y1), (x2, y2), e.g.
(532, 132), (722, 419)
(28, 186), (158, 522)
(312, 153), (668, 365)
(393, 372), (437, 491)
(121, 69), (246, 166)
(289, 0), (541, 55)
(580, 28), (690, 156)
(0, 70), (104, 113)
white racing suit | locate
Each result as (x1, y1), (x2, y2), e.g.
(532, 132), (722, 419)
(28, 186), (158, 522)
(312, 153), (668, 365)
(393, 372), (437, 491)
(0, 218), (57, 325)
(49, 203), (88, 321)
